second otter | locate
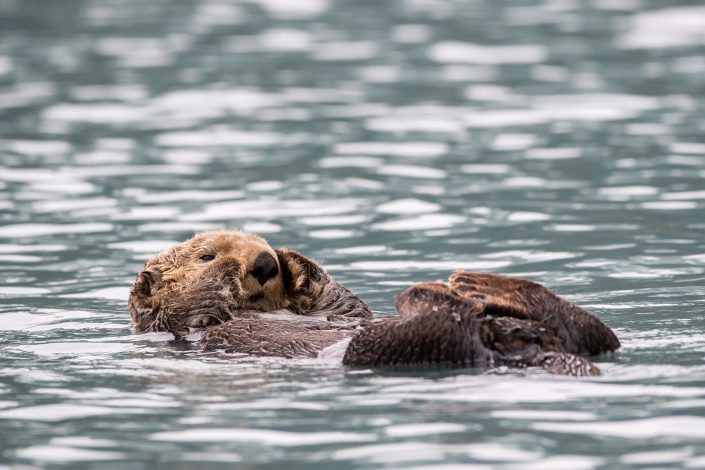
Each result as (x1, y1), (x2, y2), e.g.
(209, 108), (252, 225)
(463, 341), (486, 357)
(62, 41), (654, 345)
(128, 231), (620, 376)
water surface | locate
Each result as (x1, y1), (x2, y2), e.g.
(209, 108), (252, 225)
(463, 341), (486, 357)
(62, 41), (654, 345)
(1, 0), (705, 468)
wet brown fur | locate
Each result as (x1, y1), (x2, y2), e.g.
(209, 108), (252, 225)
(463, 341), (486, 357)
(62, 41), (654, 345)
(344, 281), (604, 376)
(128, 231), (619, 377)
(128, 231), (371, 336)
(201, 314), (353, 358)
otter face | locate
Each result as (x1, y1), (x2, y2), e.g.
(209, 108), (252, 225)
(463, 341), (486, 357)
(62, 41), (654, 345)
(140, 231), (288, 312)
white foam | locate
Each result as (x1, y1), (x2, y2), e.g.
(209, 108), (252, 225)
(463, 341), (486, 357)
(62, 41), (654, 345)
(0, 286), (50, 296)
(377, 165), (447, 179)
(372, 213), (464, 231)
(108, 240), (177, 252)
(63, 287), (129, 301)
(460, 164), (511, 174)
(253, 0), (329, 18)
(508, 456), (603, 470)
(365, 117), (463, 134)
(532, 416), (705, 439)
(193, 3), (244, 26)
(27, 179), (97, 194)
(385, 423), (466, 437)
(335, 245), (386, 255)
(429, 42), (547, 64)
(467, 84), (517, 103)
(182, 199), (362, 221)
(242, 222), (282, 233)
(137, 222), (219, 232)
(347, 259), (510, 271)
(258, 28), (311, 51)
(299, 215), (367, 226)
(490, 410), (596, 421)
(0, 82), (56, 110)
(50, 437), (119, 448)
(0, 223), (113, 238)
(620, 6), (705, 49)
(507, 212), (551, 222)
(112, 206), (180, 221)
(1, 139), (71, 155)
(64, 165), (199, 177)
(309, 229), (355, 239)
(151, 428), (373, 446)
(154, 88), (281, 113)
(491, 133), (537, 150)
(0, 56), (11, 75)
(180, 452), (242, 462)
(0, 310), (97, 332)
(161, 149), (214, 164)
(14, 342), (134, 356)
(0, 404), (117, 421)
(621, 449), (694, 465)
(526, 148), (583, 160)
(16, 446), (124, 462)
(550, 224), (594, 232)
(43, 103), (144, 124)
(662, 190), (705, 200)
(533, 94), (661, 121)
(334, 142), (448, 158)
(671, 142), (705, 154)
(598, 186), (659, 197)
(32, 197), (117, 213)
(465, 110), (546, 128)
(312, 42), (378, 61)
(247, 180), (283, 191)
(74, 150), (130, 164)
(319, 156), (384, 168)
(133, 190), (244, 203)
(155, 129), (281, 147)
(71, 84), (147, 101)
(0, 255), (42, 263)
(502, 176), (546, 187)
(376, 198), (440, 214)
(481, 250), (576, 262)
(333, 442), (450, 463)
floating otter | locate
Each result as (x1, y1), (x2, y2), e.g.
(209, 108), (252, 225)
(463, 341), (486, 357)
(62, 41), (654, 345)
(128, 231), (619, 376)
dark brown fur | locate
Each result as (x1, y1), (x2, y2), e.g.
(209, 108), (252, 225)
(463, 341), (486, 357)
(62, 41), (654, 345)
(343, 281), (602, 376)
(128, 232), (619, 377)
(448, 271), (620, 355)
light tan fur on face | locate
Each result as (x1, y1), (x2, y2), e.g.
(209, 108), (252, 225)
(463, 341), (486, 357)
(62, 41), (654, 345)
(144, 231), (287, 312)
(129, 230), (372, 333)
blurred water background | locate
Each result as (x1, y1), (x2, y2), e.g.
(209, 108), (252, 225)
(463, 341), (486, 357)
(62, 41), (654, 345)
(1, 0), (705, 468)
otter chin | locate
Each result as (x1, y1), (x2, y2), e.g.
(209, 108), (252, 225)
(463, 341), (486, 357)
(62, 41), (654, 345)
(128, 231), (620, 377)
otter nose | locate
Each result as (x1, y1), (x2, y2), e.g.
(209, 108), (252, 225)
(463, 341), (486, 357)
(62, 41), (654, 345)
(251, 252), (279, 286)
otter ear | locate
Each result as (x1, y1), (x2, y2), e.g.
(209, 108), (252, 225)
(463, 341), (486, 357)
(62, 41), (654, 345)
(275, 248), (326, 294)
(131, 267), (163, 300)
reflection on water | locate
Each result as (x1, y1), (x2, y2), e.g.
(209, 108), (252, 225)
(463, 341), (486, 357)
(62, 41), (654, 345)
(1, 0), (705, 467)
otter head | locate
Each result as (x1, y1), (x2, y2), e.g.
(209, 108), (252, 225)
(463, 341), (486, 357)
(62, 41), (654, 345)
(128, 230), (372, 332)
(129, 231), (289, 331)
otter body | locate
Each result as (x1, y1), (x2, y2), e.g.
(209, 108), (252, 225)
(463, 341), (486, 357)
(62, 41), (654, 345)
(128, 231), (619, 377)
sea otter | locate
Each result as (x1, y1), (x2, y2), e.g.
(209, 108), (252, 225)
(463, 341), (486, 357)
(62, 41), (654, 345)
(128, 231), (620, 376)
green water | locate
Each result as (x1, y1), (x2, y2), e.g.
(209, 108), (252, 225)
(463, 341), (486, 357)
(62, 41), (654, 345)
(1, 0), (705, 468)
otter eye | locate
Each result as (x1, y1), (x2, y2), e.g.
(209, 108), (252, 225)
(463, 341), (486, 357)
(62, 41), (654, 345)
(201, 254), (215, 262)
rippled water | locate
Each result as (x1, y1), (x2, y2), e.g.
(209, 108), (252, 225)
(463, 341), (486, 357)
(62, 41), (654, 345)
(1, 0), (705, 467)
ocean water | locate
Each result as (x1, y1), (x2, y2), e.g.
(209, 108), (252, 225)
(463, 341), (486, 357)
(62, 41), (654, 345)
(1, 0), (705, 468)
